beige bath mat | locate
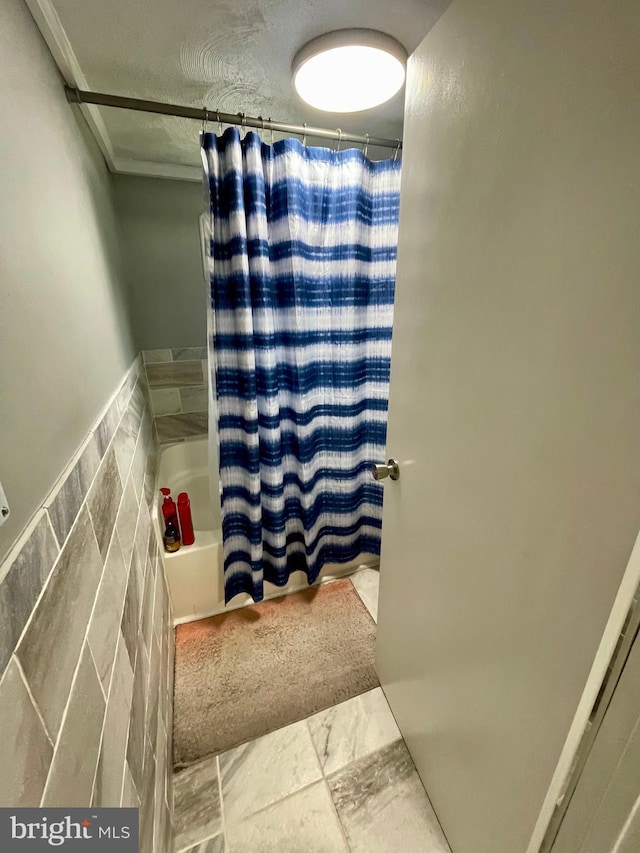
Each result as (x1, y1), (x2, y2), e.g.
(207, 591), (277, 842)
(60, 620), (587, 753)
(173, 578), (378, 767)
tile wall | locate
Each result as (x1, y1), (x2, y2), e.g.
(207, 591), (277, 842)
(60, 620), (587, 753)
(0, 356), (174, 853)
(144, 348), (208, 445)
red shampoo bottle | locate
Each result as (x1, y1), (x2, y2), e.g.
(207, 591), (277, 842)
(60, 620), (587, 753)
(177, 492), (195, 546)
(160, 488), (180, 541)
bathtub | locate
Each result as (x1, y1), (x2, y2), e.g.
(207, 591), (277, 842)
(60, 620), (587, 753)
(155, 438), (378, 624)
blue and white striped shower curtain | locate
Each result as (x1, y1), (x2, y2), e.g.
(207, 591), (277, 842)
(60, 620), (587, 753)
(202, 128), (401, 603)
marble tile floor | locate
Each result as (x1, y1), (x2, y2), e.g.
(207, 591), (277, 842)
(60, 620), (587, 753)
(174, 685), (450, 853)
(174, 570), (449, 853)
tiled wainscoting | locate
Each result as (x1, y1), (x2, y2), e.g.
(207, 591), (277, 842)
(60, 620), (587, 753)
(144, 348), (208, 445)
(0, 356), (175, 853)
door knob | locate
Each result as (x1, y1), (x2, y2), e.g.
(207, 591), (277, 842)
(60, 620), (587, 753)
(371, 458), (400, 481)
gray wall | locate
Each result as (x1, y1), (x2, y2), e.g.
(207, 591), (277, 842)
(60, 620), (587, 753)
(113, 174), (207, 351)
(0, 0), (135, 561)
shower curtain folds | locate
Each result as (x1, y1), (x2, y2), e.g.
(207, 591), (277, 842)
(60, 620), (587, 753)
(203, 127), (401, 603)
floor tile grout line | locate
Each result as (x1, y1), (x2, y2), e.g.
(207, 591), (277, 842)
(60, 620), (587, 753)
(213, 738), (445, 853)
(177, 691), (394, 819)
(174, 828), (224, 853)
(323, 776), (353, 852)
(305, 713), (329, 778)
(221, 777), (327, 830)
(305, 709), (354, 852)
(216, 753), (227, 850)
(171, 755), (224, 852)
(302, 664), (406, 781)
(212, 731), (401, 837)
(215, 736), (325, 828)
(175, 718), (329, 846)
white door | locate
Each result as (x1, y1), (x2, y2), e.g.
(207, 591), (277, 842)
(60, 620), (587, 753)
(375, 2), (640, 853)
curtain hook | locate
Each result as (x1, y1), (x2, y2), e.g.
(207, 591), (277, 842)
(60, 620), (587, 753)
(394, 139), (401, 162)
(268, 117), (274, 144)
(363, 133), (369, 158)
(216, 109), (222, 135)
(302, 122), (307, 146)
(201, 107), (209, 139)
(239, 112), (247, 138)
(336, 129), (343, 152)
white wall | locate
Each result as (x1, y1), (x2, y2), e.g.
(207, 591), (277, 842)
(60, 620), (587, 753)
(113, 174), (207, 351)
(0, 0), (135, 560)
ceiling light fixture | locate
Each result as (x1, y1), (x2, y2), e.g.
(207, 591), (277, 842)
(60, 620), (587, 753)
(292, 29), (407, 113)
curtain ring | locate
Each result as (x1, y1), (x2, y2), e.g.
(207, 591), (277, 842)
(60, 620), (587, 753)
(394, 139), (401, 162)
(363, 133), (369, 158)
(216, 110), (222, 135)
(302, 123), (307, 146)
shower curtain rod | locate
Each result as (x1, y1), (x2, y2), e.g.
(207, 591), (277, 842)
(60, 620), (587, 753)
(65, 87), (403, 151)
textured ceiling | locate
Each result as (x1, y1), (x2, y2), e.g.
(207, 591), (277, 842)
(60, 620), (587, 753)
(43, 0), (448, 174)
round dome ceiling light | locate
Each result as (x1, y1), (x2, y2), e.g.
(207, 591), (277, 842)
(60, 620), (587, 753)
(292, 29), (407, 113)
